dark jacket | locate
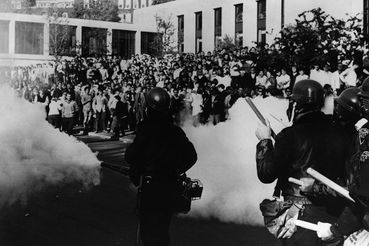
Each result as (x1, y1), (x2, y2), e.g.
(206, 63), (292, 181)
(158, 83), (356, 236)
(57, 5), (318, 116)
(114, 100), (128, 118)
(210, 91), (226, 115)
(256, 111), (350, 199)
(125, 116), (197, 184)
(125, 116), (197, 210)
(331, 122), (369, 237)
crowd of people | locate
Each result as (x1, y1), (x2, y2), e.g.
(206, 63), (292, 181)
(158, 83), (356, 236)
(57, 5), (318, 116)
(1, 46), (368, 137)
(2, 45), (369, 246)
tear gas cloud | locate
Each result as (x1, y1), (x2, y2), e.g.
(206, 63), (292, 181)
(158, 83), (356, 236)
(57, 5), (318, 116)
(0, 86), (100, 206)
(183, 97), (289, 226)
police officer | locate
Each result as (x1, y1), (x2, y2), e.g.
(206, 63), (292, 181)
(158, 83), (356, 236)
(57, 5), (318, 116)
(255, 80), (350, 245)
(318, 85), (369, 242)
(125, 87), (197, 246)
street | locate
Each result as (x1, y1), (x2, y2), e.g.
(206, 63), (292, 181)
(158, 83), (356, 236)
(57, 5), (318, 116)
(0, 134), (278, 246)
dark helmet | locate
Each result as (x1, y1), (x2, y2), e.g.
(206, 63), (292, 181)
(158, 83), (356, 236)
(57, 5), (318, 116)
(291, 79), (324, 109)
(361, 76), (369, 94)
(335, 87), (361, 123)
(359, 77), (369, 117)
(146, 87), (170, 114)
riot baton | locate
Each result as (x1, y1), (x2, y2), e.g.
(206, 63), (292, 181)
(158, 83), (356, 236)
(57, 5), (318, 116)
(294, 220), (319, 231)
(306, 168), (355, 203)
(245, 97), (276, 139)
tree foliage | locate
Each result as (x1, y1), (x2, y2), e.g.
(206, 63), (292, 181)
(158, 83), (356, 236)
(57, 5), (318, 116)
(259, 8), (364, 71)
(71, 0), (121, 22)
(48, 9), (78, 60)
(151, 14), (176, 56)
(216, 35), (239, 52)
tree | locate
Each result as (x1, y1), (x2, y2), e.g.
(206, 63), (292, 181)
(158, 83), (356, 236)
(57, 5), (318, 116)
(151, 14), (176, 56)
(71, 0), (120, 22)
(216, 35), (239, 52)
(22, 0), (36, 8)
(48, 8), (79, 61)
(271, 8), (364, 71)
(152, 0), (174, 5)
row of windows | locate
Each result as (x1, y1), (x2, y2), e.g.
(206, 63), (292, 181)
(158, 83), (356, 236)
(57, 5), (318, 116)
(177, 1), (269, 53)
(0, 20), (157, 58)
(177, 3), (245, 53)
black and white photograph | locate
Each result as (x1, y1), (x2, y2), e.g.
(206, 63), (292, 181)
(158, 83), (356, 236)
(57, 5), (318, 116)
(0, 0), (368, 245)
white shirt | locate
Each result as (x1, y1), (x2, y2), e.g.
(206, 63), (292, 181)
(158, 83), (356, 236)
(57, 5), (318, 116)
(256, 75), (268, 87)
(295, 74), (309, 84)
(331, 71), (343, 91)
(340, 68), (357, 87)
(191, 93), (203, 116)
(319, 71), (334, 88)
(310, 69), (321, 81)
(156, 81), (164, 88)
(276, 74), (291, 89)
(49, 100), (62, 116)
(215, 75), (231, 88)
(173, 68), (182, 79)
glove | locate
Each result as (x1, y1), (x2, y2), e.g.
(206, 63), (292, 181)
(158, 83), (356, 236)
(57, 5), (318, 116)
(299, 177), (315, 193)
(255, 120), (271, 140)
(316, 222), (334, 241)
(277, 212), (298, 239)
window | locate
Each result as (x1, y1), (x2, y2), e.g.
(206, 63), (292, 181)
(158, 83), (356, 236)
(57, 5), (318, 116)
(15, 21), (44, 55)
(235, 4), (243, 47)
(112, 30), (135, 58)
(365, 0), (369, 39)
(195, 11), (202, 32)
(49, 24), (76, 56)
(141, 32), (159, 56)
(214, 8), (222, 48)
(257, 0), (266, 44)
(82, 27), (107, 56)
(195, 11), (202, 53)
(0, 21), (9, 54)
(178, 15), (184, 53)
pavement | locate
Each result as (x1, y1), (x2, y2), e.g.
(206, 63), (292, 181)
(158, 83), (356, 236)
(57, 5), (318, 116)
(0, 132), (279, 246)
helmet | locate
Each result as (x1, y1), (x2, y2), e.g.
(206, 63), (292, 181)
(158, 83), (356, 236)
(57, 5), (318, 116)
(335, 87), (361, 123)
(361, 77), (369, 94)
(291, 80), (324, 109)
(146, 87), (170, 114)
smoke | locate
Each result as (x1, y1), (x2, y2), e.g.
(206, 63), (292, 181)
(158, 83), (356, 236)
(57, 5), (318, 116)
(183, 97), (289, 225)
(0, 86), (100, 206)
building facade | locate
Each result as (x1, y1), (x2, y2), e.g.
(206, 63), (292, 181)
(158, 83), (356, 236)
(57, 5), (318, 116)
(35, 0), (75, 8)
(0, 12), (157, 66)
(134, 0), (363, 53)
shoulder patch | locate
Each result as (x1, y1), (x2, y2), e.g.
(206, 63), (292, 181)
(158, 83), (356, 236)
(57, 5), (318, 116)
(359, 128), (369, 145)
(360, 151), (369, 163)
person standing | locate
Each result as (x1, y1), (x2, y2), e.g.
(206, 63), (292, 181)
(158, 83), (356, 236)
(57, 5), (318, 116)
(340, 63), (358, 88)
(276, 68), (291, 96)
(125, 87), (197, 246)
(134, 86), (146, 125)
(61, 93), (78, 135)
(295, 69), (309, 84)
(48, 95), (63, 130)
(110, 95), (128, 140)
(255, 80), (350, 246)
(81, 86), (93, 134)
(314, 85), (369, 243)
(92, 89), (108, 133)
